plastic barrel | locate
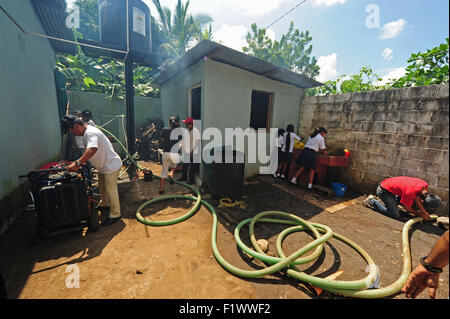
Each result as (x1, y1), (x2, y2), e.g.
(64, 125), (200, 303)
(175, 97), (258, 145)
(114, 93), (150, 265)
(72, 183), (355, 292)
(331, 182), (347, 198)
(204, 147), (245, 200)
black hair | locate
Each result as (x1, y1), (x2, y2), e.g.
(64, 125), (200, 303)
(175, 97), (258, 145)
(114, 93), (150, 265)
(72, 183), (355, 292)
(277, 128), (285, 137)
(81, 110), (92, 120)
(61, 115), (85, 133)
(311, 127), (327, 138)
(285, 124), (295, 154)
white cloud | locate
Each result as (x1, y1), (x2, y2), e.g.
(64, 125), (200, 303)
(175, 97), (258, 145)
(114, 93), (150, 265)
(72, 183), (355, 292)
(213, 24), (249, 52)
(313, 0), (347, 7)
(382, 47), (394, 62)
(317, 53), (338, 82)
(378, 67), (406, 85)
(380, 19), (407, 39)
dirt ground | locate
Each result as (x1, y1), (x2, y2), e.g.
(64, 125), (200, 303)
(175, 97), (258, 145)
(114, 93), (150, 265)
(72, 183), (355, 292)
(0, 161), (448, 299)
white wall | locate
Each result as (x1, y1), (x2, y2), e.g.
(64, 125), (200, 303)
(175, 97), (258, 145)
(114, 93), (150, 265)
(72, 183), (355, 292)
(203, 59), (303, 177)
(159, 58), (303, 179)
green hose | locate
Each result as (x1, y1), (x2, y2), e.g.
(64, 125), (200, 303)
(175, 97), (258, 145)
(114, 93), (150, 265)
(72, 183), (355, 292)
(97, 125), (437, 298)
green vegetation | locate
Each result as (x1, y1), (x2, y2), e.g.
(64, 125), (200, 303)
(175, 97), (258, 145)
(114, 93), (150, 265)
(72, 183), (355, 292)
(243, 22), (320, 79)
(307, 38), (449, 96)
(57, 0), (212, 98)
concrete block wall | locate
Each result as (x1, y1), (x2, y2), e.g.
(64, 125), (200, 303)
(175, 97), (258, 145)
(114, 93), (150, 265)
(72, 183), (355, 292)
(299, 84), (449, 215)
(67, 91), (161, 155)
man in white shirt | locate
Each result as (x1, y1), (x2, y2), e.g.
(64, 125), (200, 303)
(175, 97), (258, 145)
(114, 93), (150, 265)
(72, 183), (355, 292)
(62, 115), (122, 226)
(179, 117), (201, 184)
(76, 110), (96, 169)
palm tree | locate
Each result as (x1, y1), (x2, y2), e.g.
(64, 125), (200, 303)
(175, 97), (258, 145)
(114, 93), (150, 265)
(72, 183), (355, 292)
(152, 0), (212, 59)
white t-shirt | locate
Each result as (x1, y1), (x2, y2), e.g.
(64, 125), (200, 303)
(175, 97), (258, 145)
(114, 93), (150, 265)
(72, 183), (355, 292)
(75, 120), (95, 149)
(275, 135), (284, 148)
(281, 132), (302, 153)
(182, 127), (201, 154)
(304, 134), (326, 152)
(83, 125), (122, 173)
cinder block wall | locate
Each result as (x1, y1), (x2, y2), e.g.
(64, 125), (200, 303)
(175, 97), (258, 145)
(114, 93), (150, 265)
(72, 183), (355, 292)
(299, 84), (449, 215)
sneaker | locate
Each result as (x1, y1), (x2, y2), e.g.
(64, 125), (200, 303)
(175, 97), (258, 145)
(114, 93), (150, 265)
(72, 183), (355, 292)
(290, 178), (298, 185)
(273, 173), (278, 178)
(362, 195), (375, 208)
(280, 174), (286, 179)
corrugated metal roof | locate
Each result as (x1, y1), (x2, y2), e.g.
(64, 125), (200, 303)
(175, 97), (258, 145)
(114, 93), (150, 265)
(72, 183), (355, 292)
(31, 0), (78, 54)
(152, 40), (323, 89)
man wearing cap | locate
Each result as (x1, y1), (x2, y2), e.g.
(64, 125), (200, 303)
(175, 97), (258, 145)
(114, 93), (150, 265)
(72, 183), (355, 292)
(61, 115), (122, 226)
(363, 176), (441, 220)
(78, 110), (96, 163)
(179, 117), (201, 184)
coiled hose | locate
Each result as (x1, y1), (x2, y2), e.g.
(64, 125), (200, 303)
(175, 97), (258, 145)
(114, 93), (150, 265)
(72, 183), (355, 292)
(97, 125), (436, 298)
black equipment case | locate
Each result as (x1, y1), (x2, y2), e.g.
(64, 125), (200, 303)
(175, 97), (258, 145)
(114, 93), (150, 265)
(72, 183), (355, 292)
(20, 162), (99, 243)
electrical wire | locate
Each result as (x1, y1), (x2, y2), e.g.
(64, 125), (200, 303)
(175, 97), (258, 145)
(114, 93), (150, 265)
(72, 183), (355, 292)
(265, 0), (308, 29)
(0, 5), (129, 56)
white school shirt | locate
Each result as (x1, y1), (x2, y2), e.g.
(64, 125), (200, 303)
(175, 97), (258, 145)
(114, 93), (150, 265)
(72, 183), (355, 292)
(281, 132), (302, 153)
(304, 134), (326, 152)
(83, 125), (122, 173)
(75, 120), (95, 149)
(275, 135), (284, 148)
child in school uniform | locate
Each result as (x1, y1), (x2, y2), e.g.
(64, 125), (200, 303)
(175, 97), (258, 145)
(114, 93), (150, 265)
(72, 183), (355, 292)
(273, 128), (285, 178)
(275, 124), (302, 179)
(291, 127), (328, 190)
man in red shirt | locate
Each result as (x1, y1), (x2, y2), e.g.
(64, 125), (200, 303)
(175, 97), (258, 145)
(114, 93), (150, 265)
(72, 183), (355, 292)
(363, 176), (441, 220)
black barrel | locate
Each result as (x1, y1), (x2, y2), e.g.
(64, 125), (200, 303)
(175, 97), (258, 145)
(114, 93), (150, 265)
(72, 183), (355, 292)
(98, 0), (152, 57)
(204, 147), (245, 200)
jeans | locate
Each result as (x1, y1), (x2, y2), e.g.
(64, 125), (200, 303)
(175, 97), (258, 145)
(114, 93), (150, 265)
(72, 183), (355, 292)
(370, 185), (400, 219)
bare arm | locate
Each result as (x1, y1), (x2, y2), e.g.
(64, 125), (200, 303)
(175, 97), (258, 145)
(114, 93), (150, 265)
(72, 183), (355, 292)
(67, 148), (97, 172)
(402, 197), (431, 221)
(426, 230), (449, 269)
(402, 231), (449, 298)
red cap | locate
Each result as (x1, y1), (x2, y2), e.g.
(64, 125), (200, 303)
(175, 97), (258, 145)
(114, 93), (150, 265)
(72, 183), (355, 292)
(183, 117), (194, 124)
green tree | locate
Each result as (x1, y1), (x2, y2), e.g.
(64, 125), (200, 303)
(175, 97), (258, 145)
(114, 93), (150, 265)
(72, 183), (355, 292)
(242, 22), (320, 79)
(72, 0), (99, 41)
(151, 0), (213, 59)
(390, 38), (449, 87)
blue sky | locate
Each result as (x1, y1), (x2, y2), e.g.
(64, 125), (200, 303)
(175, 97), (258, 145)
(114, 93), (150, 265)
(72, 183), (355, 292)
(67, 0), (449, 83)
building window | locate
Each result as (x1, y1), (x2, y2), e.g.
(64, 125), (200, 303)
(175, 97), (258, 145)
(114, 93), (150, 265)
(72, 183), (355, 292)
(190, 86), (201, 120)
(250, 90), (273, 130)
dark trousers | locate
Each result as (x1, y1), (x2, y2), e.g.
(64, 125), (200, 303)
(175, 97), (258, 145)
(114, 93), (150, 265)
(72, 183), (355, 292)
(182, 162), (199, 182)
(370, 185), (401, 219)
